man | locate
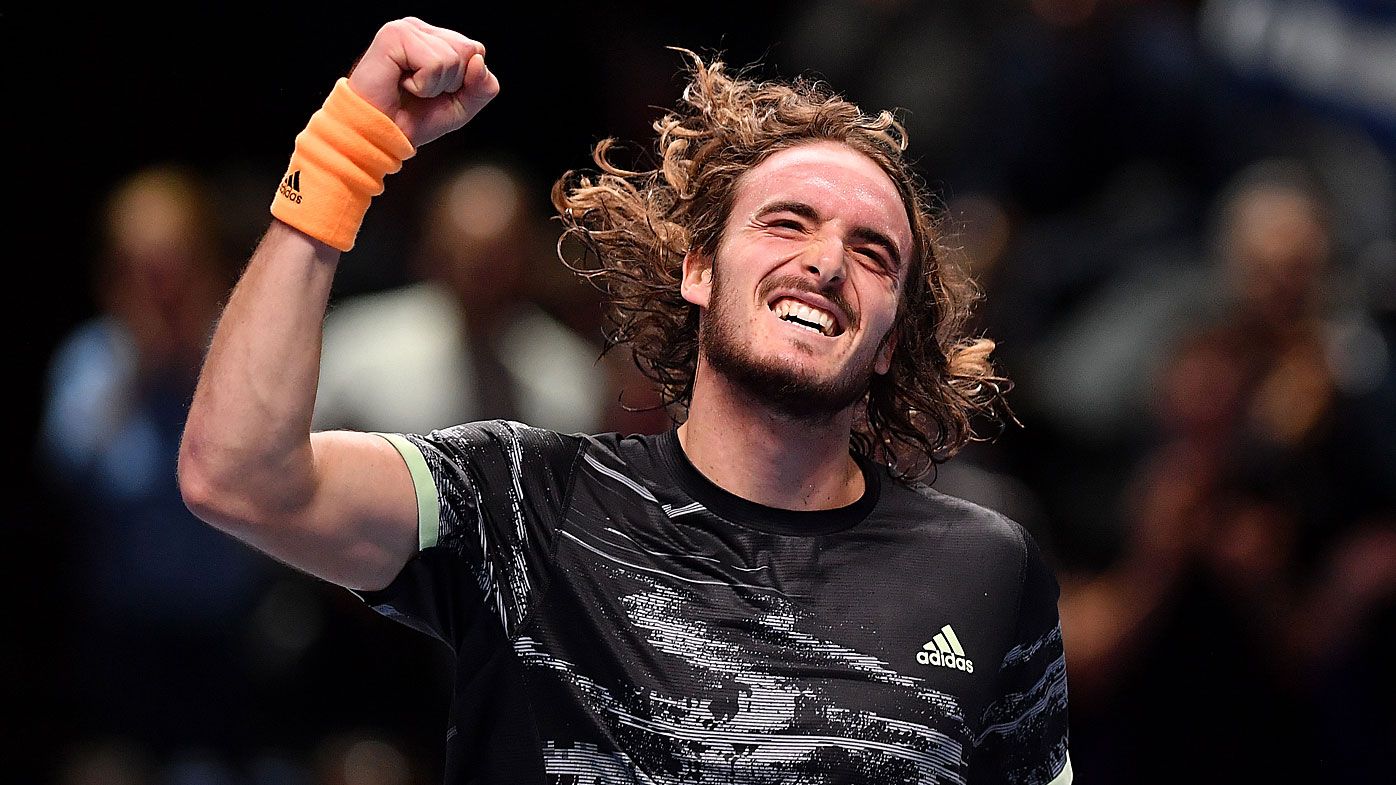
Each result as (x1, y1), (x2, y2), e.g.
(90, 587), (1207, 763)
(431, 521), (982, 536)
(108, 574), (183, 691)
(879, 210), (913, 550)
(179, 17), (1071, 784)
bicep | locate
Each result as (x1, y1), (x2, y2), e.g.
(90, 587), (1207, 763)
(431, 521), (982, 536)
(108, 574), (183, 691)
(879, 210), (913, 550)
(242, 430), (421, 591)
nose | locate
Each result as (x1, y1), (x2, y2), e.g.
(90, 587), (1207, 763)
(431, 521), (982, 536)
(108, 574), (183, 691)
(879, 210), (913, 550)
(804, 236), (847, 287)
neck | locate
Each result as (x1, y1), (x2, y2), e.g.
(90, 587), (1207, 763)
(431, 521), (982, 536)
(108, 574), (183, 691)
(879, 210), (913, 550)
(678, 359), (864, 511)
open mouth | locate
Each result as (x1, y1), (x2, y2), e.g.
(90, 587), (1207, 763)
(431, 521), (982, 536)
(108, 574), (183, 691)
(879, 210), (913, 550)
(769, 296), (843, 337)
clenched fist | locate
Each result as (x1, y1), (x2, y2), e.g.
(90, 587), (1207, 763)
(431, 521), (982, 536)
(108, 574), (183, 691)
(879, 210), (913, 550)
(347, 17), (500, 147)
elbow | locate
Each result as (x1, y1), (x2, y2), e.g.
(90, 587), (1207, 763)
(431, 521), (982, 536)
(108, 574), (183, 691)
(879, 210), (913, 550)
(177, 429), (313, 537)
(177, 437), (219, 525)
(177, 431), (241, 532)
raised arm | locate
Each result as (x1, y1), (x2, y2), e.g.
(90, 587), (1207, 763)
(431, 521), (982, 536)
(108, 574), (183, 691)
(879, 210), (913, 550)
(177, 18), (500, 592)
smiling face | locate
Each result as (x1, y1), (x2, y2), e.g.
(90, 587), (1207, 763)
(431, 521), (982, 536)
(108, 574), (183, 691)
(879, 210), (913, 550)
(681, 140), (913, 420)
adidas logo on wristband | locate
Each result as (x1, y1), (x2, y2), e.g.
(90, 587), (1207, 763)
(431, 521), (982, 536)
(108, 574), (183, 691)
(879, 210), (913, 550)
(279, 170), (303, 204)
(269, 78), (414, 251)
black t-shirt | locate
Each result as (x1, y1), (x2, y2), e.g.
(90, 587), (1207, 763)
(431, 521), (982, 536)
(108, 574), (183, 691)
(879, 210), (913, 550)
(354, 420), (1071, 784)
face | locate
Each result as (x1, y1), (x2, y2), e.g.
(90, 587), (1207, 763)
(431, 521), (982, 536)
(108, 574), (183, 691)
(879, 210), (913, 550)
(681, 141), (913, 420)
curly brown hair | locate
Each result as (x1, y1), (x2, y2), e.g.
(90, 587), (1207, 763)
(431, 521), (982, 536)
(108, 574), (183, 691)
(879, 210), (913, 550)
(551, 50), (1012, 481)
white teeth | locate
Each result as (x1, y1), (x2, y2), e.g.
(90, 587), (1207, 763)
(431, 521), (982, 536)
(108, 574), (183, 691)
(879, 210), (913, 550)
(772, 297), (835, 335)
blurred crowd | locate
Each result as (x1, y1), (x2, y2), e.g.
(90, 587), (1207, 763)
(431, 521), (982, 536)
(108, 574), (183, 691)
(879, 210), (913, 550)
(29, 1), (1394, 784)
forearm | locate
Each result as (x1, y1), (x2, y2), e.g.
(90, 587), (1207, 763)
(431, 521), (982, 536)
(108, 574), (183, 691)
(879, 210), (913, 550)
(179, 219), (338, 522)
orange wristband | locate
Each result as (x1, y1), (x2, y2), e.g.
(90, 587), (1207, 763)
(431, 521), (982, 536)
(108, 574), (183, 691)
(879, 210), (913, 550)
(270, 78), (416, 251)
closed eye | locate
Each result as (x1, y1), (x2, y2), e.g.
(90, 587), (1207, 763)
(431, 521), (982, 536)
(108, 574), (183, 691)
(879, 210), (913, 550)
(766, 218), (806, 232)
(754, 201), (820, 233)
(853, 246), (884, 263)
(853, 245), (896, 274)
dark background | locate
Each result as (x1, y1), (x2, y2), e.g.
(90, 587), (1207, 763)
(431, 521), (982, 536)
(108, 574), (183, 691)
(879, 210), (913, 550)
(11, 2), (1395, 784)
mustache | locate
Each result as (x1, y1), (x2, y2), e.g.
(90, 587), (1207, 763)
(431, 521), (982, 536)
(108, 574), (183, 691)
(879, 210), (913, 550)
(755, 274), (858, 330)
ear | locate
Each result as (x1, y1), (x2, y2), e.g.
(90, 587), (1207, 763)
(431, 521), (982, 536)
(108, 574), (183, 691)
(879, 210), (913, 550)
(681, 249), (713, 308)
(874, 328), (898, 376)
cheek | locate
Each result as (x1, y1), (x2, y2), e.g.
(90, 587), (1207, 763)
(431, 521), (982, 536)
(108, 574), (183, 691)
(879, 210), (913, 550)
(859, 274), (902, 331)
(873, 329), (896, 375)
(863, 289), (901, 369)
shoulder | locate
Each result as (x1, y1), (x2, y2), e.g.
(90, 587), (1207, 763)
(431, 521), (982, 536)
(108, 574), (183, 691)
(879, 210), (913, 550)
(882, 475), (1044, 586)
(569, 429), (631, 459)
(418, 419), (590, 465)
(894, 477), (1030, 547)
(394, 421), (596, 522)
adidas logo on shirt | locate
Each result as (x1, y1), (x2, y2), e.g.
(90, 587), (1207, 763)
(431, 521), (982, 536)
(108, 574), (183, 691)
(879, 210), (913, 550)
(917, 624), (974, 673)
(278, 170), (303, 204)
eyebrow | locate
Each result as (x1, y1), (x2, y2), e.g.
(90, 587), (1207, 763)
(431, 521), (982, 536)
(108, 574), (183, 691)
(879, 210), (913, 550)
(757, 200), (903, 268)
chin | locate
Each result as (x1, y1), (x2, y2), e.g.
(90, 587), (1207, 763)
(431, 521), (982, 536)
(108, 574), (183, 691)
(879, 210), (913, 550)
(703, 325), (870, 422)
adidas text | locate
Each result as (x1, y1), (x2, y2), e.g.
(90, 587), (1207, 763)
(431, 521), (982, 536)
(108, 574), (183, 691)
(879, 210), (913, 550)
(278, 170), (303, 204)
(917, 624), (974, 673)
(916, 649), (974, 673)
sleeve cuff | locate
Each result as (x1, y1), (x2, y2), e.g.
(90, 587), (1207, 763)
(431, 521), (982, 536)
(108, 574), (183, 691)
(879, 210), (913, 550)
(373, 432), (440, 550)
(1046, 754), (1073, 785)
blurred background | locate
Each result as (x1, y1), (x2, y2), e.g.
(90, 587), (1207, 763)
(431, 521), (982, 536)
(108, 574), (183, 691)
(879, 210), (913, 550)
(11, 1), (1395, 783)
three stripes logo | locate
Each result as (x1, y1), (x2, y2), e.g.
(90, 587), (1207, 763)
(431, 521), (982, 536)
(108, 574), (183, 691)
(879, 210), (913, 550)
(916, 624), (974, 673)
(279, 170), (303, 204)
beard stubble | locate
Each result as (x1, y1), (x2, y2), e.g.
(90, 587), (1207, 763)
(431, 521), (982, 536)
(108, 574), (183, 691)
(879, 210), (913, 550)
(699, 268), (881, 423)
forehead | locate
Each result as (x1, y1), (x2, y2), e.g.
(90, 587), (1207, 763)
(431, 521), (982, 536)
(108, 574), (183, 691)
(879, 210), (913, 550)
(731, 141), (913, 250)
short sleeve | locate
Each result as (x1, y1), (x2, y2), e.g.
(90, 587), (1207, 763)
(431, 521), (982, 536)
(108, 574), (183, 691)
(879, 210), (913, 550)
(350, 420), (585, 650)
(971, 526), (1073, 785)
